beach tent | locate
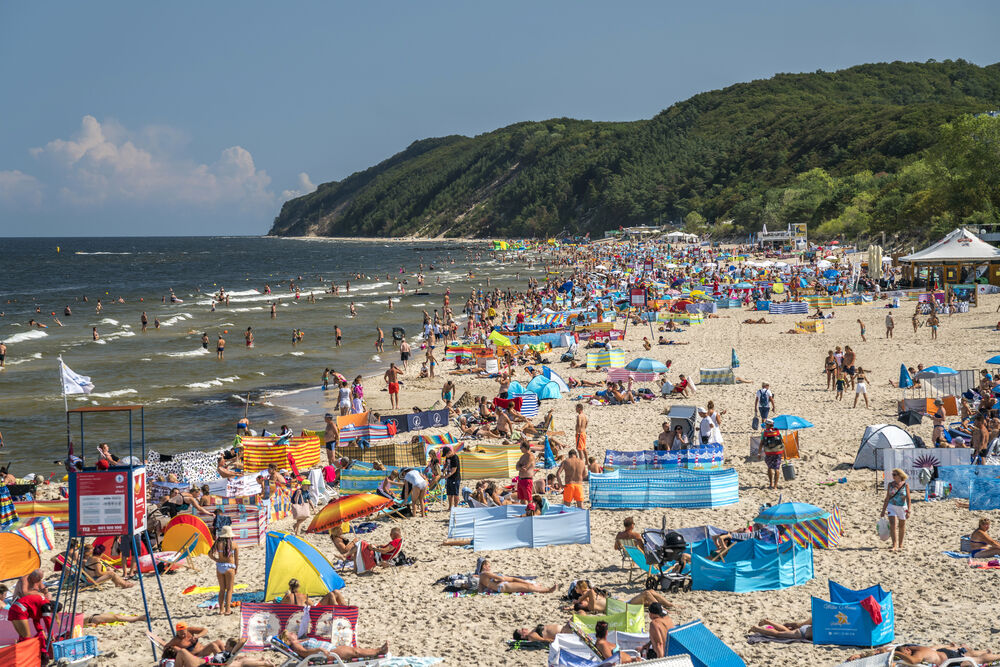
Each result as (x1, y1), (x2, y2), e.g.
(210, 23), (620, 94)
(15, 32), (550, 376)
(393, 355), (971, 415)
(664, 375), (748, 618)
(488, 330), (512, 347)
(507, 380), (526, 396)
(853, 425), (914, 470)
(0, 533), (40, 580)
(811, 581), (894, 646)
(535, 381), (562, 400)
(162, 514), (213, 556)
(542, 366), (570, 393)
(264, 531), (344, 602)
(306, 494), (393, 534)
(525, 375), (549, 395)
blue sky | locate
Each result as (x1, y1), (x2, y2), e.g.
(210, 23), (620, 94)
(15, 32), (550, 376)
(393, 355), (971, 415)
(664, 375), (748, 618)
(0, 1), (997, 237)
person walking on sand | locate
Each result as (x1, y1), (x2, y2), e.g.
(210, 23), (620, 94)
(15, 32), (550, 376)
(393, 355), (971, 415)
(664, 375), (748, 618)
(857, 319), (866, 342)
(754, 382), (775, 428)
(928, 313), (939, 340)
(399, 338), (411, 371)
(208, 526), (238, 614)
(375, 326), (384, 353)
(216, 334), (225, 360)
(384, 362), (401, 409)
(912, 307), (920, 334)
(885, 312), (894, 339)
(426, 346), (437, 379)
(880, 468), (911, 551)
(575, 404), (588, 459)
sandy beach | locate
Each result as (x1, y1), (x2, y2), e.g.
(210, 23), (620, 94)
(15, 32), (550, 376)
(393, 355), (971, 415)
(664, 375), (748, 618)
(41, 284), (1000, 667)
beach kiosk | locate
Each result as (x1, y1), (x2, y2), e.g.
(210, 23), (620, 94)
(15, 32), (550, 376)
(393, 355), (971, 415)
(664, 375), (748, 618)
(899, 227), (1000, 289)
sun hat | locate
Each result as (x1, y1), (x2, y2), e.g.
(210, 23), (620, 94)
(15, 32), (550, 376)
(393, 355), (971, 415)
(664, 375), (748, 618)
(300, 479), (311, 486)
(219, 526), (235, 538)
(934, 398), (944, 406)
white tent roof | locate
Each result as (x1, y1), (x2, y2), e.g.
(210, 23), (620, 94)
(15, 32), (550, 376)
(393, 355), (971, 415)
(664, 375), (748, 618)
(853, 424), (915, 470)
(899, 228), (1000, 264)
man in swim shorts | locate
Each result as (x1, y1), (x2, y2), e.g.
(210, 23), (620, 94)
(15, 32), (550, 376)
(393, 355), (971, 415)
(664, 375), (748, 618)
(384, 362), (401, 409)
(575, 404), (588, 458)
(516, 441), (535, 502)
(557, 449), (586, 508)
(323, 413), (339, 465)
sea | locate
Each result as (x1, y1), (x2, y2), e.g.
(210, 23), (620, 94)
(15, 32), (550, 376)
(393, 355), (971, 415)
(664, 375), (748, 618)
(0, 236), (532, 476)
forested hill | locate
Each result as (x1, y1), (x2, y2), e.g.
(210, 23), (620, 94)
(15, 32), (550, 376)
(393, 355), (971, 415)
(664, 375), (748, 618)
(269, 60), (1000, 240)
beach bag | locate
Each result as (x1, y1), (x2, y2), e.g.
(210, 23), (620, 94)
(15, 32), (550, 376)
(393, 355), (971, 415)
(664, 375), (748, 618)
(876, 517), (891, 541)
(291, 502), (312, 521)
(781, 462), (796, 481)
(752, 416), (760, 430)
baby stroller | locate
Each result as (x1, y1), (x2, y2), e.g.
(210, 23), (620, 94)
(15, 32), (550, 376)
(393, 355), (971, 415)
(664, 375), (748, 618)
(640, 517), (693, 593)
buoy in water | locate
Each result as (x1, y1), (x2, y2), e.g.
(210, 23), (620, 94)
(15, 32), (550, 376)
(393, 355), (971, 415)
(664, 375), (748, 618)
(56, 246), (60, 253)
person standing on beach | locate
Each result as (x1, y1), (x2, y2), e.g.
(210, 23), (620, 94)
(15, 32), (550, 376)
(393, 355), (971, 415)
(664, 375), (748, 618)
(426, 346), (436, 379)
(208, 526), (238, 615)
(141, 311), (148, 333)
(557, 450), (586, 509)
(335, 325), (342, 347)
(399, 338), (411, 371)
(575, 404), (588, 459)
(912, 307), (920, 334)
(442, 446), (461, 508)
(928, 313), (939, 340)
(375, 326), (384, 353)
(857, 319), (866, 342)
(217, 335), (225, 360)
(880, 468), (911, 551)
(323, 413), (339, 464)
(885, 312), (894, 339)
(384, 362), (401, 409)
(516, 441), (535, 502)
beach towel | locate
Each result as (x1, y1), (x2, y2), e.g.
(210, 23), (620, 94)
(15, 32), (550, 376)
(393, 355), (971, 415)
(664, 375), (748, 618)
(746, 634), (810, 645)
(859, 596), (882, 625)
(197, 591), (265, 608)
(183, 583), (250, 595)
(506, 639), (550, 651)
(448, 590), (534, 597)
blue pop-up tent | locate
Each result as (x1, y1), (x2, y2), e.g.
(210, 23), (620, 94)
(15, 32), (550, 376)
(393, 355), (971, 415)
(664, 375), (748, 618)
(811, 581), (894, 646)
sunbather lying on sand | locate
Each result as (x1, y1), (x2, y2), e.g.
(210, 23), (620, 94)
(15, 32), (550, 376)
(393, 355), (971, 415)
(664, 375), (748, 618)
(742, 318), (771, 324)
(749, 618), (812, 640)
(478, 559), (557, 593)
(565, 580), (674, 613)
(512, 622), (572, 643)
(160, 639), (267, 667)
(457, 416), (503, 438)
(851, 644), (1000, 665)
(278, 629), (389, 662)
(84, 611), (147, 626)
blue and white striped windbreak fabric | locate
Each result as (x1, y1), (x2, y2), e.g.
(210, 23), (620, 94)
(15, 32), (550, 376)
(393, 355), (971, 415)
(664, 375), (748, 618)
(516, 392), (539, 418)
(767, 301), (809, 315)
(589, 468), (738, 509)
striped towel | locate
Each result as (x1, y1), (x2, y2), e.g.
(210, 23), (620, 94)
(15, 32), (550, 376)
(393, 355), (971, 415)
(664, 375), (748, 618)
(606, 368), (658, 382)
(0, 485), (17, 529)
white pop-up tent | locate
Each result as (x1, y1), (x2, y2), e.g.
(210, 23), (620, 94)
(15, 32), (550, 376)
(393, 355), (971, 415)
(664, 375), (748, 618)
(853, 424), (915, 470)
(900, 228), (1000, 264)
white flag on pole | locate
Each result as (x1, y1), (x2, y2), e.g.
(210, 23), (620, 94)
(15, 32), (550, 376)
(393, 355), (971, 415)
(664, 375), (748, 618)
(60, 358), (94, 395)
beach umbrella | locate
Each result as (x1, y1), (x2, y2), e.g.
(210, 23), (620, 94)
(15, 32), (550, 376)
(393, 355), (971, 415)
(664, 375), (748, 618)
(754, 502), (830, 526)
(306, 494), (393, 534)
(898, 364), (914, 389)
(823, 269), (840, 280)
(625, 358), (668, 373)
(897, 410), (923, 426)
(986, 355), (1000, 365)
(915, 366), (958, 379)
(731, 348), (740, 369)
(770, 415), (814, 431)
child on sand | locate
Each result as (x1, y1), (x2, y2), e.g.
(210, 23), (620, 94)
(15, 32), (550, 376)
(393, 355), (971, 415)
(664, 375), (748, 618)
(835, 369), (845, 401)
(857, 319), (866, 342)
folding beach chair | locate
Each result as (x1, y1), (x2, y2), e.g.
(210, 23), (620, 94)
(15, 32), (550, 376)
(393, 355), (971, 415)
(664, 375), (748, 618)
(162, 534), (200, 572)
(621, 544), (653, 584)
(267, 635), (390, 667)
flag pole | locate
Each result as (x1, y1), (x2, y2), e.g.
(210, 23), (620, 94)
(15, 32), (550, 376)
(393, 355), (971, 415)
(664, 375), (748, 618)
(59, 355), (71, 455)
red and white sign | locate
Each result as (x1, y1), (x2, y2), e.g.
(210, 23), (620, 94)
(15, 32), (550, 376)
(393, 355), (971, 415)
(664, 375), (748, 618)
(132, 467), (147, 535)
(630, 288), (647, 307)
(75, 471), (129, 536)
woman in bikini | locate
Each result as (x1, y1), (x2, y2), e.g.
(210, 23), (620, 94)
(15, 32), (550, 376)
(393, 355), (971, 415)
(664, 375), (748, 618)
(81, 544), (135, 588)
(208, 526), (238, 615)
(968, 518), (1000, 559)
(567, 580), (674, 614)
(824, 350), (837, 390)
(328, 525), (358, 559)
(84, 611), (147, 626)
(279, 578), (309, 606)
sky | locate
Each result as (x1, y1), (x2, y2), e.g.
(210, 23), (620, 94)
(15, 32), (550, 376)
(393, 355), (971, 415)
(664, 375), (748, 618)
(0, 1), (998, 237)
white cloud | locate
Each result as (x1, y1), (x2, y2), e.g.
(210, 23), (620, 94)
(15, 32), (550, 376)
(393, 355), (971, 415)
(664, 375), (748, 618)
(28, 115), (273, 207)
(281, 172), (317, 200)
(0, 170), (43, 207)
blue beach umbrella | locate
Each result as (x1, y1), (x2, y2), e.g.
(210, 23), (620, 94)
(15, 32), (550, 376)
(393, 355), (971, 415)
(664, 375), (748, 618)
(898, 364), (913, 389)
(823, 269), (840, 280)
(987, 355), (1000, 365)
(915, 366), (958, 379)
(625, 358), (668, 373)
(755, 502), (830, 526)
(771, 415), (814, 431)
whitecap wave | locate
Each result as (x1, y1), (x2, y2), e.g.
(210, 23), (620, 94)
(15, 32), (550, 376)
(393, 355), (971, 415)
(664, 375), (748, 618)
(100, 318), (120, 326)
(158, 313), (193, 327)
(163, 348), (210, 358)
(4, 352), (42, 366)
(89, 388), (139, 398)
(2, 330), (48, 344)
(74, 251), (133, 255)
(185, 375), (240, 389)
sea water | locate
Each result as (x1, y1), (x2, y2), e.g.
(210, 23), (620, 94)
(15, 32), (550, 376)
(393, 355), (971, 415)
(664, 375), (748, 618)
(0, 236), (530, 473)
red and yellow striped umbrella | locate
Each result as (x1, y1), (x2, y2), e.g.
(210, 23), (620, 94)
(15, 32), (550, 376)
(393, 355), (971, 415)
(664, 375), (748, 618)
(306, 493), (392, 533)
